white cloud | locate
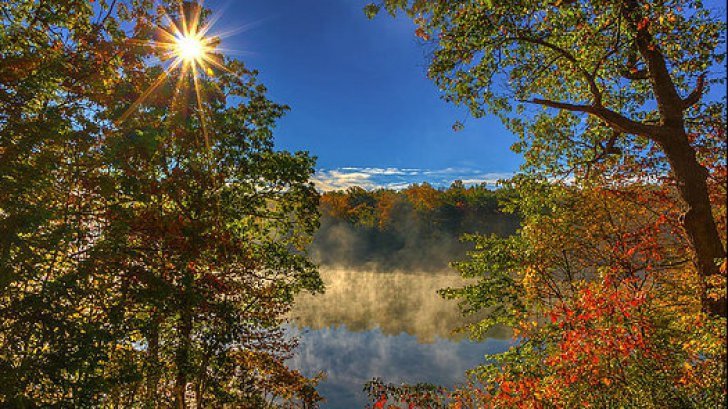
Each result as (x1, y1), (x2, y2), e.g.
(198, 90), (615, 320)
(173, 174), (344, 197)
(313, 167), (513, 192)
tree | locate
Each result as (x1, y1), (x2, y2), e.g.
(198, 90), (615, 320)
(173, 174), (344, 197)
(366, 0), (726, 317)
(1, 0), (322, 406)
(362, 2), (726, 405)
(0, 0), (155, 404)
(403, 183), (443, 213)
(104, 49), (323, 406)
(314, 184), (519, 273)
(366, 174), (727, 407)
(442, 175), (726, 408)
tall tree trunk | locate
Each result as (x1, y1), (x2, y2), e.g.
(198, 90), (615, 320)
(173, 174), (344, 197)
(195, 352), (210, 409)
(659, 128), (727, 317)
(145, 314), (160, 408)
(620, 0), (727, 317)
(174, 305), (192, 409)
(530, 0), (727, 317)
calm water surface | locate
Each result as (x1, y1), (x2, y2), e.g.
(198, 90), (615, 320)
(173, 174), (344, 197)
(287, 269), (512, 408)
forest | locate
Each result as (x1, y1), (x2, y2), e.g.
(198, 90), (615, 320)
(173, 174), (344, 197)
(312, 183), (519, 272)
(1, 0), (726, 408)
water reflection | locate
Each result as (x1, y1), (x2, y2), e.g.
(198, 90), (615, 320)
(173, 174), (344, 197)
(291, 269), (510, 343)
(288, 270), (512, 408)
(288, 326), (510, 408)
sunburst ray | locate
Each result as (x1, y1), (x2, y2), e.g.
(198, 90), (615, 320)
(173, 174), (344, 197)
(117, 0), (233, 147)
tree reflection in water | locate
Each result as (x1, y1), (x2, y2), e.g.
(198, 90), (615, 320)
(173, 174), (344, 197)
(287, 269), (512, 408)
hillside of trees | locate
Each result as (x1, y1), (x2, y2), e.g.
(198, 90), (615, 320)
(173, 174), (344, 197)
(311, 182), (520, 272)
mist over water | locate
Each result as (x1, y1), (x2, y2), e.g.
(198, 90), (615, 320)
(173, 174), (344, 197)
(290, 206), (518, 407)
(288, 269), (512, 408)
(291, 270), (510, 343)
(310, 213), (519, 273)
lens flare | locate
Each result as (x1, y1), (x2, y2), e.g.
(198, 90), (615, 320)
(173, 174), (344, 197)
(175, 35), (205, 61)
(118, 1), (232, 147)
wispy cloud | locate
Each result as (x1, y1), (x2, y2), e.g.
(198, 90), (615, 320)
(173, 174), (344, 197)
(313, 167), (513, 191)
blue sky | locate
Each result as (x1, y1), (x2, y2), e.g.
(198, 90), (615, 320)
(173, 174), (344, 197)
(204, 0), (725, 190)
(205, 0), (520, 189)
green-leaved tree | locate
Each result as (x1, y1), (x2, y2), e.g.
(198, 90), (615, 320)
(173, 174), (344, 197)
(365, 0), (726, 317)
(1, 1), (322, 407)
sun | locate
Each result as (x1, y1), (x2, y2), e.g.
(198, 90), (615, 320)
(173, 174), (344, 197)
(175, 34), (205, 62)
(118, 1), (233, 147)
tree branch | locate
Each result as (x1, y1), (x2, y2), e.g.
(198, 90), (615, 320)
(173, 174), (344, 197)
(528, 98), (592, 112)
(592, 10), (623, 80)
(526, 98), (659, 137)
(681, 73), (706, 109)
(511, 35), (603, 106)
(95, 0), (118, 27)
(621, 1), (684, 122)
(621, 67), (649, 80)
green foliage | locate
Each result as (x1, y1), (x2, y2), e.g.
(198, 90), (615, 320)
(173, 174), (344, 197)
(442, 234), (527, 340)
(1, 0), (150, 404)
(366, 0), (725, 178)
(1, 1), (322, 407)
(364, 2), (726, 405)
(366, 4), (727, 319)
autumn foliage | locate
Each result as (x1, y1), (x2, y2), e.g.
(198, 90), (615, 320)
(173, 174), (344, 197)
(366, 174), (727, 408)
(364, 0), (726, 406)
(314, 183), (519, 272)
(319, 182), (514, 230)
(363, 129), (726, 408)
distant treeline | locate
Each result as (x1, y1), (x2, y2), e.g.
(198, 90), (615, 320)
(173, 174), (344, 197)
(310, 181), (520, 272)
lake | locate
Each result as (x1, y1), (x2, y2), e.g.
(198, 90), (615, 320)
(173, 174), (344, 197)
(287, 269), (512, 408)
